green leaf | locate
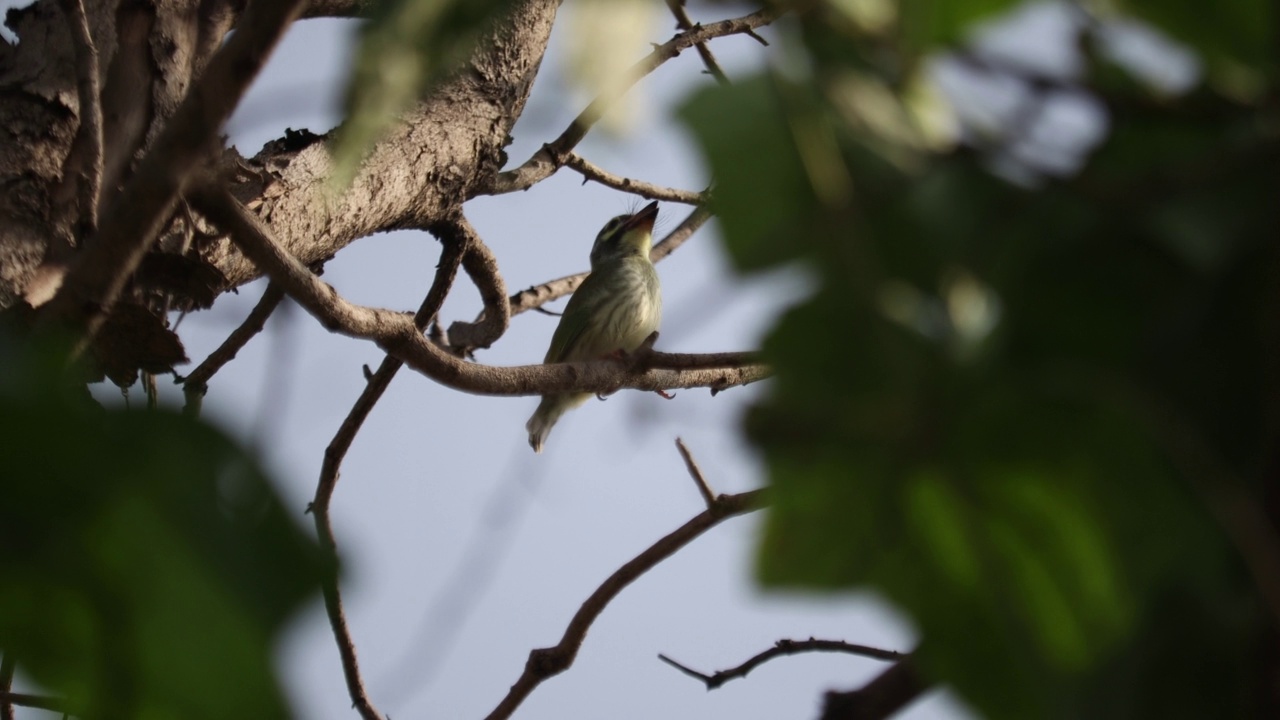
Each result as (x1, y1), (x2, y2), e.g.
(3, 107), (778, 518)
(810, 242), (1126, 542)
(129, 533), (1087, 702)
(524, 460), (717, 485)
(0, 340), (325, 719)
(679, 74), (832, 272)
(1119, 0), (1276, 70)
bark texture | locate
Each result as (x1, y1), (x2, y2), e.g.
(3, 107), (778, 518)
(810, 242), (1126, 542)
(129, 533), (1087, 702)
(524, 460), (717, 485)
(0, 0), (559, 309)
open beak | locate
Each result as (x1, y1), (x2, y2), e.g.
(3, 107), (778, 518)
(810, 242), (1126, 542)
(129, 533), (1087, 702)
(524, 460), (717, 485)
(623, 201), (659, 233)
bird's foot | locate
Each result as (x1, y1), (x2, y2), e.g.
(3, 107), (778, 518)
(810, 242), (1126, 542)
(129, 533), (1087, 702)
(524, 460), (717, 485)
(654, 389), (676, 400)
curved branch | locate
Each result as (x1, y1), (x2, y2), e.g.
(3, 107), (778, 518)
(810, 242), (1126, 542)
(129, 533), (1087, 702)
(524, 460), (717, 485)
(444, 219), (510, 353)
(309, 219), (470, 720)
(486, 6), (785, 195)
(483, 488), (768, 720)
(563, 153), (706, 204)
(191, 184), (767, 396)
(180, 281), (287, 413)
(658, 639), (904, 690)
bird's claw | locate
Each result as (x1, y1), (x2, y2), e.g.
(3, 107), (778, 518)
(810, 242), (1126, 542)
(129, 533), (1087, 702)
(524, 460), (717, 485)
(654, 389), (676, 400)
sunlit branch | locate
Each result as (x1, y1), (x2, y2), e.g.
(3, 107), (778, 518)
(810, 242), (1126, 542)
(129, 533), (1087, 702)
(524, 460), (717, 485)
(191, 185), (767, 395)
(563, 153), (706, 204)
(664, 0), (731, 85)
(486, 6), (784, 195)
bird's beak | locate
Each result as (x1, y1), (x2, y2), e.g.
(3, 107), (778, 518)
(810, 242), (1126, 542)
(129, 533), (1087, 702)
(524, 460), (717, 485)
(623, 202), (659, 233)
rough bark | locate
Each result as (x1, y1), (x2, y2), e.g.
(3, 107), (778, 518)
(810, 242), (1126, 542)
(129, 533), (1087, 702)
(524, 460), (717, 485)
(0, 0), (559, 309)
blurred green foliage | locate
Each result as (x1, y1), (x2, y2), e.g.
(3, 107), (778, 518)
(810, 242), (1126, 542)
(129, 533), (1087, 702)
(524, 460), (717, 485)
(333, 0), (518, 186)
(0, 339), (325, 719)
(680, 0), (1276, 717)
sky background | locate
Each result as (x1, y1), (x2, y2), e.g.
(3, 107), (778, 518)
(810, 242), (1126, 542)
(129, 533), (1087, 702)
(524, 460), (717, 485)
(4, 0), (1193, 716)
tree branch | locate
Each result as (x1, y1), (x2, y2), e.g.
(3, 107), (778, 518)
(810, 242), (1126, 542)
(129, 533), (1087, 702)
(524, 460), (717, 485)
(38, 0), (309, 350)
(190, 183), (768, 398)
(563, 153), (706, 204)
(486, 6), (785, 195)
(0, 692), (72, 717)
(444, 220), (510, 353)
(819, 654), (928, 720)
(483, 488), (768, 720)
(675, 437), (716, 508)
(180, 281), (287, 414)
(664, 0), (731, 86)
(56, 0), (104, 237)
(308, 220), (470, 720)
(658, 639), (904, 691)
(301, 0), (376, 19)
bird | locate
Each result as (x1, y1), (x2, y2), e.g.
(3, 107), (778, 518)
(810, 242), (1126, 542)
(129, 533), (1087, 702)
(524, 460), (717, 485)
(526, 201), (662, 453)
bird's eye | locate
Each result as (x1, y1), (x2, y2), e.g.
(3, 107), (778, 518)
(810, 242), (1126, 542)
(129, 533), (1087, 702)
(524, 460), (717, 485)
(597, 216), (628, 242)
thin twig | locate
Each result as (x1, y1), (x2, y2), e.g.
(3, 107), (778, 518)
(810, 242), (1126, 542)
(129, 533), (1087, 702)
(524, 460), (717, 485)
(659, 638), (904, 690)
(664, 0), (730, 85)
(0, 654), (15, 720)
(38, 0), (309, 352)
(820, 653), (926, 720)
(444, 221), (510, 353)
(563, 153), (705, 204)
(487, 7), (784, 195)
(181, 281), (287, 415)
(503, 204), (712, 321)
(190, 183), (769, 398)
(57, 0), (104, 236)
(483, 489), (768, 720)
(675, 437), (715, 508)
(308, 220), (470, 720)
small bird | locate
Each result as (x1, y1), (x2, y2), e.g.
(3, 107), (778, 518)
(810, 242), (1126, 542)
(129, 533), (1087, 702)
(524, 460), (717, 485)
(526, 201), (662, 453)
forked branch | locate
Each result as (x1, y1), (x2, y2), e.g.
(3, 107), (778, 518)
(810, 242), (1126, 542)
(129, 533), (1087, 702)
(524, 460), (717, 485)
(483, 489), (768, 720)
(658, 638), (904, 690)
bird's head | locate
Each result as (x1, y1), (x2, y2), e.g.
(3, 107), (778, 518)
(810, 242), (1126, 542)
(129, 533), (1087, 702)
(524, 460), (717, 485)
(589, 201), (658, 268)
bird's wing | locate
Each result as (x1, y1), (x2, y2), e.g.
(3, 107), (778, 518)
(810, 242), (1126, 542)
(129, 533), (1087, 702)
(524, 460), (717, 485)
(544, 270), (606, 363)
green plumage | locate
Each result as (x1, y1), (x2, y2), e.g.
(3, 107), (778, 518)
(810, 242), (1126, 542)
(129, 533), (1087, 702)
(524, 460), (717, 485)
(527, 202), (662, 453)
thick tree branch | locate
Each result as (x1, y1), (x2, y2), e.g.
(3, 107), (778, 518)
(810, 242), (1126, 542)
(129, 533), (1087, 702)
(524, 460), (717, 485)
(180, 280), (287, 414)
(191, 184), (768, 397)
(301, 0), (376, 19)
(483, 488), (768, 720)
(563, 153), (706, 204)
(664, 0), (731, 85)
(193, 0), (559, 294)
(38, 0), (308, 348)
(819, 655), (928, 720)
(487, 6), (784, 194)
(56, 0), (104, 237)
(659, 639), (904, 690)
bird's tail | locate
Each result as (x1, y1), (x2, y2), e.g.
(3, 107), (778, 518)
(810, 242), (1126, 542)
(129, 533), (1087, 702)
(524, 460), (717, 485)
(526, 394), (590, 453)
